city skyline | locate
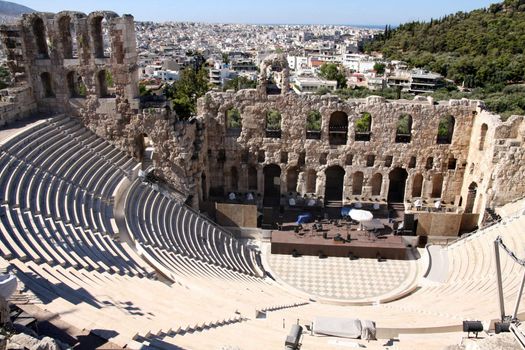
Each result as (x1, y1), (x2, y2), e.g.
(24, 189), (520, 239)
(14, 0), (497, 25)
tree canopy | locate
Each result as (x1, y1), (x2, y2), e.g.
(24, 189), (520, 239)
(165, 66), (209, 119)
(318, 63), (347, 89)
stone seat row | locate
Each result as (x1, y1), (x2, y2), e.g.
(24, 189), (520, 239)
(0, 204), (152, 278)
(380, 212), (525, 321)
(0, 155), (117, 236)
(126, 180), (261, 278)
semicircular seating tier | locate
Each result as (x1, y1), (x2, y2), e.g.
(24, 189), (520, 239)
(124, 179), (263, 282)
(0, 116), (305, 348)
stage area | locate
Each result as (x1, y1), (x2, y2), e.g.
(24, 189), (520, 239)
(265, 247), (419, 303)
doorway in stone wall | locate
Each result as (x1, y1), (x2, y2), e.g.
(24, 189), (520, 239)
(325, 165), (345, 205)
(263, 164), (281, 206)
(388, 168), (408, 203)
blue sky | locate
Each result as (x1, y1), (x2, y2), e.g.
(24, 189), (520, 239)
(15, 0), (497, 25)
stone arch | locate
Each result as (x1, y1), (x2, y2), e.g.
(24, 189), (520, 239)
(306, 169), (317, 193)
(32, 17), (49, 59)
(329, 111), (348, 145)
(395, 114), (412, 143)
(355, 112), (372, 141)
(58, 15), (75, 59)
(388, 168), (408, 202)
(67, 71), (86, 98)
(265, 109), (282, 138)
(479, 123), (488, 151)
(97, 70), (114, 98)
(248, 165), (258, 191)
(431, 173), (444, 198)
(258, 54), (290, 95)
(263, 164), (281, 205)
(325, 166), (345, 202)
(352, 171), (364, 196)
(437, 115), (455, 144)
(306, 110), (322, 139)
(371, 173), (383, 196)
(412, 173), (423, 197)
(225, 108), (241, 137)
(40, 72), (54, 98)
(286, 166), (299, 193)
(89, 12), (118, 59)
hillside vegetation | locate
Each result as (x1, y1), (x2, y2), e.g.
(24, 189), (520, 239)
(365, 0), (525, 118)
(0, 0), (34, 24)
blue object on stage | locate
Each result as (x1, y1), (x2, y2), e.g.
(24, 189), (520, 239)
(341, 207), (351, 217)
(296, 213), (312, 225)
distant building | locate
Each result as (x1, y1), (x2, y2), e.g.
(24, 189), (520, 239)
(409, 69), (445, 94)
(293, 76), (337, 95)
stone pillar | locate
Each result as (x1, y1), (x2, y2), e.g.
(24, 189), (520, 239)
(380, 176), (389, 199)
(297, 171), (305, 195)
(0, 298), (10, 325)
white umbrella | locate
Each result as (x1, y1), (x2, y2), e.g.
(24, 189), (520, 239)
(349, 209), (373, 222)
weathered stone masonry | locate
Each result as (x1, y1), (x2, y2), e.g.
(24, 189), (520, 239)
(2, 12), (525, 216)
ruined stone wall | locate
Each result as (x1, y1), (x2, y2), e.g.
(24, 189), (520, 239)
(199, 89), (478, 207)
(0, 86), (36, 126)
(3, 11), (525, 213)
(462, 110), (525, 212)
(0, 12), (206, 203)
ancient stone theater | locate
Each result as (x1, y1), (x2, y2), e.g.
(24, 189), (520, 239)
(0, 10), (524, 350)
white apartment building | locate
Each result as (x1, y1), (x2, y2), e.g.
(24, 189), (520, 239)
(293, 76), (337, 95)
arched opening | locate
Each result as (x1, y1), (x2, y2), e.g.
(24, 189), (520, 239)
(395, 114), (412, 143)
(412, 173), (423, 197)
(425, 157), (434, 170)
(225, 108), (242, 137)
(67, 71), (86, 98)
(58, 16), (77, 59)
(265, 110), (282, 138)
(135, 133), (154, 169)
(286, 167), (299, 193)
(329, 111), (348, 145)
(40, 72), (54, 98)
(32, 17), (49, 59)
(248, 166), (258, 191)
(263, 164), (281, 205)
(352, 171), (364, 196)
(431, 173), (444, 198)
(371, 173), (382, 196)
(479, 124), (488, 151)
(465, 182), (477, 213)
(230, 166), (239, 191)
(325, 166), (345, 202)
(91, 16), (111, 58)
(306, 169), (317, 193)
(388, 168), (408, 203)
(97, 70), (114, 98)
(437, 115), (455, 144)
(355, 112), (372, 141)
(306, 110), (322, 139)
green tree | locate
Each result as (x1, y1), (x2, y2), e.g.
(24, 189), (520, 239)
(226, 108), (241, 129)
(223, 76), (257, 92)
(167, 66), (210, 119)
(266, 110), (282, 130)
(318, 63), (347, 89)
(355, 112), (372, 132)
(306, 111), (321, 131)
(221, 52), (230, 65)
(396, 114), (412, 135)
(373, 63), (386, 75)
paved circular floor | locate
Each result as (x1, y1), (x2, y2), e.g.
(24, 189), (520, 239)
(266, 250), (418, 302)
